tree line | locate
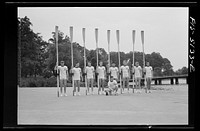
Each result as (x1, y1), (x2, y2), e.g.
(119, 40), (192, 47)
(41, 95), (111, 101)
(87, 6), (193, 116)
(18, 16), (188, 81)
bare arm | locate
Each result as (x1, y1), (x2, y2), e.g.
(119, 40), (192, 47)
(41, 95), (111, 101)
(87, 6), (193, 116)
(93, 67), (95, 80)
(104, 67), (107, 78)
(140, 67), (143, 77)
(66, 68), (69, 80)
(80, 69), (83, 81)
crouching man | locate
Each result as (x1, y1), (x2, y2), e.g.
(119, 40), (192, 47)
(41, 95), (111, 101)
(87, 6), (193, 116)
(105, 76), (118, 96)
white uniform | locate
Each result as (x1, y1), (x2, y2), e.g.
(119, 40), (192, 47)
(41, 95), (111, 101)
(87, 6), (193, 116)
(109, 67), (118, 79)
(97, 66), (106, 79)
(120, 65), (129, 78)
(58, 66), (68, 79)
(86, 66), (94, 79)
(72, 67), (81, 80)
(108, 80), (118, 89)
(134, 66), (142, 78)
(145, 66), (153, 78)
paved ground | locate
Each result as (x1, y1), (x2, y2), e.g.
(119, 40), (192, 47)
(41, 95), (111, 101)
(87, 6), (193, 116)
(18, 85), (188, 125)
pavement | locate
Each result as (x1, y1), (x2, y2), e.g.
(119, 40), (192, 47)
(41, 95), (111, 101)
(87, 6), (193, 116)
(18, 85), (188, 125)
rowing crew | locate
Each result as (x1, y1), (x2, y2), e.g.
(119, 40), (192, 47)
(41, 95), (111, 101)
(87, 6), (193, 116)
(54, 60), (153, 96)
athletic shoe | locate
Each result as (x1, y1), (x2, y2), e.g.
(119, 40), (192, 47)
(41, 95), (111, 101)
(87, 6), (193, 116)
(74, 93), (76, 96)
(64, 94), (67, 96)
(60, 94), (63, 97)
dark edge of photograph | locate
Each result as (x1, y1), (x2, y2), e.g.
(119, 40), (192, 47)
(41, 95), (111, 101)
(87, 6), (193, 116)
(3, 1), (198, 130)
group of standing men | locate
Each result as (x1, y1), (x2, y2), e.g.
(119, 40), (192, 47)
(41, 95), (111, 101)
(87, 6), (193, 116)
(54, 60), (153, 96)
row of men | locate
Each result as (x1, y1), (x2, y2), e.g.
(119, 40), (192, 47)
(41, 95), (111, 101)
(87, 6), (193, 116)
(54, 60), (153, 96)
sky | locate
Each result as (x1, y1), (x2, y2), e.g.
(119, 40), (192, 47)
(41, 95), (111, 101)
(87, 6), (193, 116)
(18, 7), (188, 71)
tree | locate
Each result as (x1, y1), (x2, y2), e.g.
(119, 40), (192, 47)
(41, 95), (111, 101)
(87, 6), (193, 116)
(162, 58), (174, 76)
(154, 67), (162, 77)
(19, 16), (49, 78)
(175, 66), (188, 75)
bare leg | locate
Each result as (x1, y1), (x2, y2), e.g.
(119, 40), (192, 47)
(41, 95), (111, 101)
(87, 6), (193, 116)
(98, 79), (100, 92)
(127, 78), (130, 92)
(138, 78), (141, 93)
(91, 79), (94, 94)
(87, 79), (90, 93)
(60, 80), (63, 95)
(122, 78), (125, 92)
(73, 80), (76, 95)
(102, 79), (105, 92)
(64, 79), (67, 94)
(135, 78), (139, 93)
(77, 80), (80, 92)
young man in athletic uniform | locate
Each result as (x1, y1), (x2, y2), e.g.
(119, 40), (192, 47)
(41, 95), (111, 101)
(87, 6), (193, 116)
(96, 61), (106, 95)
(144, 62), (153, 93)
(54, 61), (69, 96)
(120, 60), (130, 93)
(85, 61), (95, 95)
(72, 62), (82, 96)
(109, 63), (119, 81)
(133, 61), (142, 93)
(105, 76), (118, 96)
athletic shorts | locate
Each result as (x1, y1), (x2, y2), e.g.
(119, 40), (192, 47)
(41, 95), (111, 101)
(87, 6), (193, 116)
(87, 78), (94, 84)
(74, 80), (80, 87)
(99, 78), (105, 82)
(122, 77), (129, 81)
(146, 77), (152, 81)
(135, 77), (141, 81)
(60, 79), (67, 87)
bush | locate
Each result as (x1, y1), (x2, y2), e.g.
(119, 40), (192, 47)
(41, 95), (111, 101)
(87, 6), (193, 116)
(44, 77), (57, 87)
(20, 76), (56, 87)
(42, 69), (53, 78)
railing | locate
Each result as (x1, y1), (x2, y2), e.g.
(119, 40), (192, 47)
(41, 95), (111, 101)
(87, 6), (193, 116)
(117, 74), (188, 85)
(152, 75), (188, 85)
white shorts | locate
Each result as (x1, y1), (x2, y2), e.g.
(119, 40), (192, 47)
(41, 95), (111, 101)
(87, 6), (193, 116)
(135, 77), (141, 81)
(87, 76), (94, 79)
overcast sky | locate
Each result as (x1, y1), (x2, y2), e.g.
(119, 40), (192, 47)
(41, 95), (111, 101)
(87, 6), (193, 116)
(18, 7), (188, 71)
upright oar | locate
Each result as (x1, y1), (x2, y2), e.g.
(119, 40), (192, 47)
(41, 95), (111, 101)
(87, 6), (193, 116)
(116, 30), (122, 94)
(70, 26), (74, 96)
(107, 30), (111, 81)
(55, 26), (59, 97)
(82, 28), (88, 95)
(132, 30), (136, 93)
(95, 28), (100, 95)
(141, 30), (146, 93)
